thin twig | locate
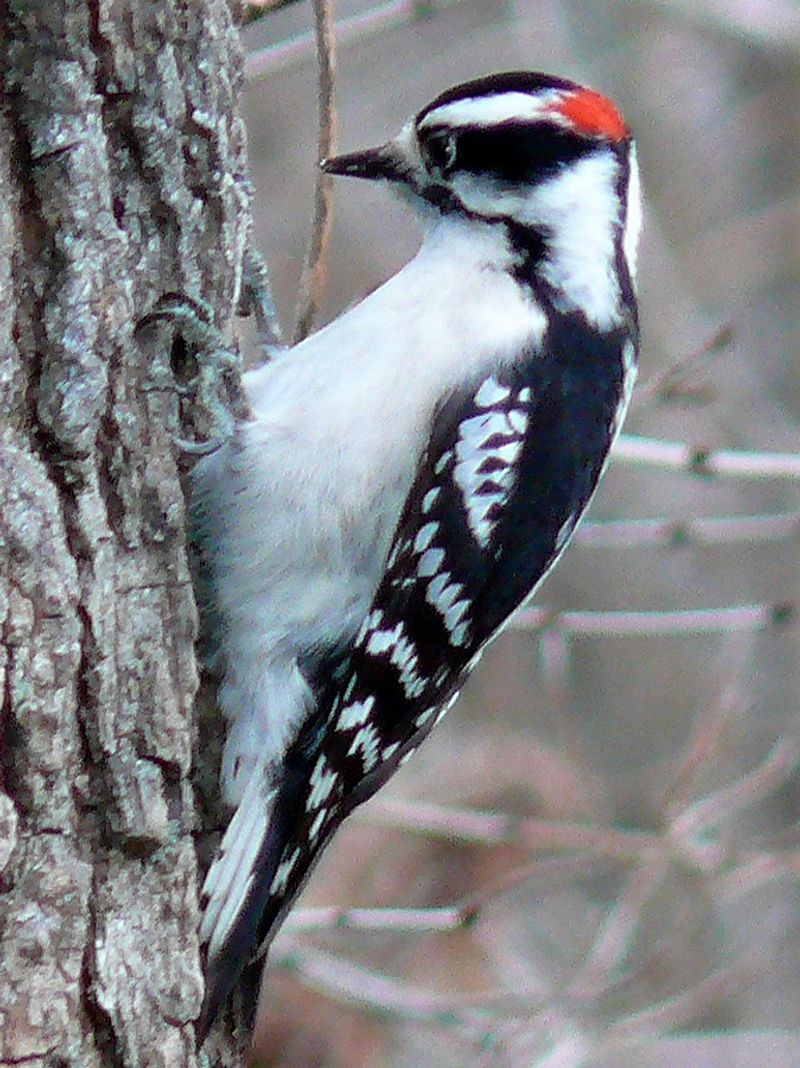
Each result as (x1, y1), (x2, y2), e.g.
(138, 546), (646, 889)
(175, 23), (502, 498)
(633, 324), (733, 410)
(614, 434), (800, 480)
(575, 511), (800, 549)
(271, 940), (517, 1029)
(285, 856), (594, 937)
(669, 735), (800, 843)
(717, 850), (800, 905)
(245, 0), (463, 81)
(367, 800), (661, 859)
(605, 963), (740, 1041)
(663, 630), (756, 817)
(284, 903), (467, 935)
(292, 0), (337, 343)
(511, 602), (793, 637)
(567, 851), (671, 1001)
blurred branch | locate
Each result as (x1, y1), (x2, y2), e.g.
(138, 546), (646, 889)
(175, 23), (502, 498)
(606, 963), (740, 1042)
(633, 324), (733, 410)
(246, 0), (463, 80)
(664, 631), (756, 815)
(566, 851), (671, 1000)
(285, 903), (469, 935)
(271, 941), (514, 1029)
(669, 735), (800, 842)
(615, 435), (800, 480)
(718, 851), (800, 905)
(576, 511), (800, 549)
(292, 0), (337, 342)
(511, 602), (793, 637)
(284, 856), (590, 936)
(368, 800), (660, 859)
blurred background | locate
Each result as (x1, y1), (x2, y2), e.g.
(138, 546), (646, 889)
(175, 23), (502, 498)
(238, 2), (800, 1064)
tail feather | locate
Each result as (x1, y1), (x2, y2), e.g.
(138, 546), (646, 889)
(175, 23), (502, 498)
(200, 767), (275, 946)
(196, 748), (329, 1043)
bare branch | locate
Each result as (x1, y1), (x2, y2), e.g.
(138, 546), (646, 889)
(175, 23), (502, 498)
(293, 0), (337, 342)
(717, 851), (800, 905)
(367, 800), (661, 859)
(567, 852), (671, 1001)
(511, 602), (793, 637)
(606, 964), (740, 1042)
(633, 324), (733, 410)
(663, 630), (757, 816)
(271, 941), (502, 1029)
(614, 435), (800, 480)
(575, 511), (800, 549)
(246, 0), (463, 81)
(670, 736), (800, 843)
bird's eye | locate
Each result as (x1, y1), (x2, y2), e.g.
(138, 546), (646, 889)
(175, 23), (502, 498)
(421, 131), (458, 175)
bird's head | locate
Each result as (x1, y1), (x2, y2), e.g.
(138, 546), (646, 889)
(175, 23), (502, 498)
(323, 72), (640, 287)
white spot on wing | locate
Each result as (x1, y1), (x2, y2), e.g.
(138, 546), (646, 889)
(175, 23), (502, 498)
(474, 376), (511, 408)
(422, 487), (441, 513)
(308, 758), (337, 810)
(367, 626), (401, 655)
(271, 846), (301, 895)
(452, 383), (530, 547)
(308, 809), (327, 843)
(434, 450), (453, 475)
(413, 522), (439, 553)
(338, 696), (375, 730)
(365, 620), (428, 699)
(415, 706), (437, 727)
(426, 572), (463, 614)
(444, 598), (470, 630)
(348, 723), (380, 770)
(508, 408), (528, 434)
(417, 547), (446, 577)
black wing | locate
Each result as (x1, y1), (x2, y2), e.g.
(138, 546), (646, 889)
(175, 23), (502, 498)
(198, 319), (633, 1036)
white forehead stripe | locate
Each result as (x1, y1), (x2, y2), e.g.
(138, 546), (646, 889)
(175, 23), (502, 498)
(419, 90), (566, 131)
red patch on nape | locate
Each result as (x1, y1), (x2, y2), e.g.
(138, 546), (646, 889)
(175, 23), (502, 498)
(548, 88), (629, 142)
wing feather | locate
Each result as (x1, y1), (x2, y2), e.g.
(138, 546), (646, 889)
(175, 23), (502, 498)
(198, 321), (632, 1035)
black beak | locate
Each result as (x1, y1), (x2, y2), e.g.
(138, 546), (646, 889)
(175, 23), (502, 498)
(321, 145), (409, 183)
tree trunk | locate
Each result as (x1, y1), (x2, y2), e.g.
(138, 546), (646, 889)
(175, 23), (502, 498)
(0, 2), (251, 1063)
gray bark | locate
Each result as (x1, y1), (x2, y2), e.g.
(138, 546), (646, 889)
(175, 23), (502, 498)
(0, 2), (252, 1064)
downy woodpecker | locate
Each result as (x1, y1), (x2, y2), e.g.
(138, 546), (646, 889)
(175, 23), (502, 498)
(192, 70), (641, 1036)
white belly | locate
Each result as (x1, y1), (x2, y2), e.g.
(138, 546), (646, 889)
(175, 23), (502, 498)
(191, 218), (546, 803)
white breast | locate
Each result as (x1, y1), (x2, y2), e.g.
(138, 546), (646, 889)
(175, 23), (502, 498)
(193, 217), (546, 804)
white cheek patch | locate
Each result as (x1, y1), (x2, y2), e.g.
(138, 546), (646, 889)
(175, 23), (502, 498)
(520, 152), (625, 331)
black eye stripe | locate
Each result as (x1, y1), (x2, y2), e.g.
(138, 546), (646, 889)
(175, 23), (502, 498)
(423, 122), (596, 183)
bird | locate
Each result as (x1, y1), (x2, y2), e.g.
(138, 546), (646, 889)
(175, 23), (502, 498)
(190, 70), (641, 1038)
